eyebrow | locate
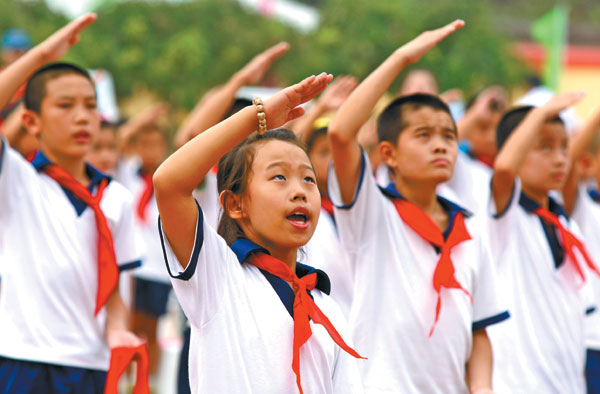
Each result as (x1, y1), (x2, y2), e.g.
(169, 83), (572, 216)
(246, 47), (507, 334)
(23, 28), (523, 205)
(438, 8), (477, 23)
(266, 161), (315, 172)
(55, 95), (97, 100)
(414, 125), (457, 134)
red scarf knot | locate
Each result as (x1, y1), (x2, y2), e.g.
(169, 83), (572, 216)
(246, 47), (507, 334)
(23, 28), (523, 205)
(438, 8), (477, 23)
(248, 253), (364, 394)
(43, 164), (119, 315)
(104, 344), (150, 394)
(391, 198), (472, 337)
(534, 207), (600, 282)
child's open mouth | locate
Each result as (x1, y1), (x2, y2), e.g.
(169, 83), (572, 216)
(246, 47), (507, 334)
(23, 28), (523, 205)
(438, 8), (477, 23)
(287, 211), (309, 229)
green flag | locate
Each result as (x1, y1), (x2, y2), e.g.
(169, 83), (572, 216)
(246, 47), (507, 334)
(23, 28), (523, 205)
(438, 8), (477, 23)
(531, 5), (569, 91)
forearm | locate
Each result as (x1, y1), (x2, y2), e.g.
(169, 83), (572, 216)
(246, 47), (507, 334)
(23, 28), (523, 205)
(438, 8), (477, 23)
(466, 329), (493, 393)
(494, 109), (547, 176)
(569, 107), (600, 161)
(174, 75), (245, 149)
(329, 50), (408, 144)
(155, 105), (256, 196)
(292, 101), (327, 142)
(0, 47), (48, 110)
(105, 288), (129, 333)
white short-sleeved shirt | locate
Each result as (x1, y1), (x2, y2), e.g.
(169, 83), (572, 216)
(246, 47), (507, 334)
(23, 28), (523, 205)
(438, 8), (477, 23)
(327, 151), (508, 394)
(115, 163), (169, 283)
(570, 184), (600, 351)
(159, 201), (364, 394)
(191, 171), (220, 230)
(0, 141), (143, 370)
(443, 151), (492, 217)
(486, 178), (595, 394)
(301, 206), (354, 318)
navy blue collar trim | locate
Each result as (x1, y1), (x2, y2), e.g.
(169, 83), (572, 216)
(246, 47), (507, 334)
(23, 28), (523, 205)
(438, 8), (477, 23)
(32, 150), (112, 216)
(519, 192), (565, 268)
(231, 238), (331, 318)
(588, 188), (600, 203)
(379, 182), (472, 248)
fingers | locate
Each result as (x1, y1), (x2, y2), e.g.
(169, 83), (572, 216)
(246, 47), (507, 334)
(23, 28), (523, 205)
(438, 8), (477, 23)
(64, 13), (97, 37)
(263, 41), (290, 60)
(542, 91), (586, 118)
(287, 107), (305, 123)
(428, 19), (465, 44)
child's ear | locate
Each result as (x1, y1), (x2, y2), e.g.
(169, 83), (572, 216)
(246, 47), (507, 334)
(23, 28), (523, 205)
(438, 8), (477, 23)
(379, 140), (398, 169)
(21, 109), (42, 137)
(219, 190), (244, 220)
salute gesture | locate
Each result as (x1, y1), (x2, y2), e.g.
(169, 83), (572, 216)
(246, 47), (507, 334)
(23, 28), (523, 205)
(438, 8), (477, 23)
(396, 19), (465, 65)
(0, 13), (96, 111)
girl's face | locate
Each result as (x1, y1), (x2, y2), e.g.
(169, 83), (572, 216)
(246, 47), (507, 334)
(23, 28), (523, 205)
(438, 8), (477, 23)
(238, 140), (321, 253)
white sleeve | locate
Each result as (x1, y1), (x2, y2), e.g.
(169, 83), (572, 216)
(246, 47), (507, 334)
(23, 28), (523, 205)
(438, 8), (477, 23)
(327, 150), (386, 252)
(471, 234), (510, 330)
(110, 185), (144, 271)
(158, 200), (242, 327)
(0, 137), (38, 218)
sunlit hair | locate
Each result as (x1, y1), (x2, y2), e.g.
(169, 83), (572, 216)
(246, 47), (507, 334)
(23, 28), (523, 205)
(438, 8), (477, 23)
(216, 128), (308, 245)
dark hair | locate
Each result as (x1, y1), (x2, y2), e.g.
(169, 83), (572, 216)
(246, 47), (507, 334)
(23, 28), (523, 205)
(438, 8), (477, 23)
(377, 93), (455, 143)
(496, 106), (565, 151)
(24, 62), (94, 114)
(306, 127), (328, 153)
(216, 129), (308, 245)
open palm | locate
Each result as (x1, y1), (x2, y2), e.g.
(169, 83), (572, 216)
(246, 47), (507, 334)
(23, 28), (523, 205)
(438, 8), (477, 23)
(398, 19), (465, 65)
(38, 13), (97, 62)
(264, 72), (333, 129)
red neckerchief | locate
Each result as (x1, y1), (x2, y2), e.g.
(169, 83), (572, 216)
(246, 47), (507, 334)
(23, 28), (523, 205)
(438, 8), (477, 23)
(104, 344), (150, 394)
(534, 207), (600, 281)
(475, 154), (494, 168)
(42, 164), (119, 315)
(320, 196), (335, 218)
(390, 198), (473, 337)
(248, 253), (364, 394)
(136, 172), (154, 222)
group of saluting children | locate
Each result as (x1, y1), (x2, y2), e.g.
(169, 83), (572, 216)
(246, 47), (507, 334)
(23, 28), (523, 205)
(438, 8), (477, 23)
(0, 12), (598, 394)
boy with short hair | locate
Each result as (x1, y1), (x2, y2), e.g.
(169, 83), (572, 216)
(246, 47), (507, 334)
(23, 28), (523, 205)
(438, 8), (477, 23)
(487, 94), (598, 393)
(0, 14), (143, 393)
(327, 20), (507, 393)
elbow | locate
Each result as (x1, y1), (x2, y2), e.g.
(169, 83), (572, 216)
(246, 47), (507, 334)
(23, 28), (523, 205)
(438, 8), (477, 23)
(327, 124), (353, 148)
(152, 166), (170, 196)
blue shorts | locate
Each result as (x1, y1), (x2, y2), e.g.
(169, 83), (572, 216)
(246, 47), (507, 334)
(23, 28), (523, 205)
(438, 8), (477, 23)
(0, 356), (106, 394)
(587, 349), (600, 394)
(134, 277), (171, 317)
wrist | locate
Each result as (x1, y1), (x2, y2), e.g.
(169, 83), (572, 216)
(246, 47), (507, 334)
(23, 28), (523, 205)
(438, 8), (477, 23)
(471, 388), (494, 394)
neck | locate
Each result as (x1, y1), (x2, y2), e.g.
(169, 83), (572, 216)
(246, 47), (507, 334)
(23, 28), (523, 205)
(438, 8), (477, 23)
(42, 148), (88, 185)
(522, 184), (549, 209)
(394, 174), (440, 216)
(267, 245), (298, 272)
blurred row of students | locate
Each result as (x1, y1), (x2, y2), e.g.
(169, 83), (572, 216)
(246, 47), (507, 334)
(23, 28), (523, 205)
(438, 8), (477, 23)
(0, 14), (599, 394)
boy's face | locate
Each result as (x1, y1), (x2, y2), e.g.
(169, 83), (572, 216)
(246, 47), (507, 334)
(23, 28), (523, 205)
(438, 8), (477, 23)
(307, 134), (331, 197)
(134, 129), (168, 172)
(86, 127), (118, 174)
(24, 74), (99, 160)
(381, 106), (457, 185)
(519, 122), (569, 193)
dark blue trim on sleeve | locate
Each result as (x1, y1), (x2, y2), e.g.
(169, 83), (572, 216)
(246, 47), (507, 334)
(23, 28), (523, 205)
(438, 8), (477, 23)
(159, 199), (204, 281)
(472, 310), (510, 331)
(586, 306), (597, 316)
(119, 259), (142, 272)
(491, 178), (515, 219)
(0, 137), (6, 175)
(329, 148), (366, 210)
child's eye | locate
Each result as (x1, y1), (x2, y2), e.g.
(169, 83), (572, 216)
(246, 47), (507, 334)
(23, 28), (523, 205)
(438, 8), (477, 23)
(58, 103), (72, 109)
(87, 102), (97, 109)
(304, 176), (315, 184)
(272, 174), (286, 181)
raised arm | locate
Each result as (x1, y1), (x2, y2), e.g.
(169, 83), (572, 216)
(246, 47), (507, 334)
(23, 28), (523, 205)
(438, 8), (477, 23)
(0, 13), (96, 152)
(492, 92), (584, 214)
(173, 42), (289, 149)
(292, 75), (357, 142)
(457, 86), (507, 142)
(328, 20), (465, 205)
(154, 73), (333, 265)
(117, 103), (168, 154)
